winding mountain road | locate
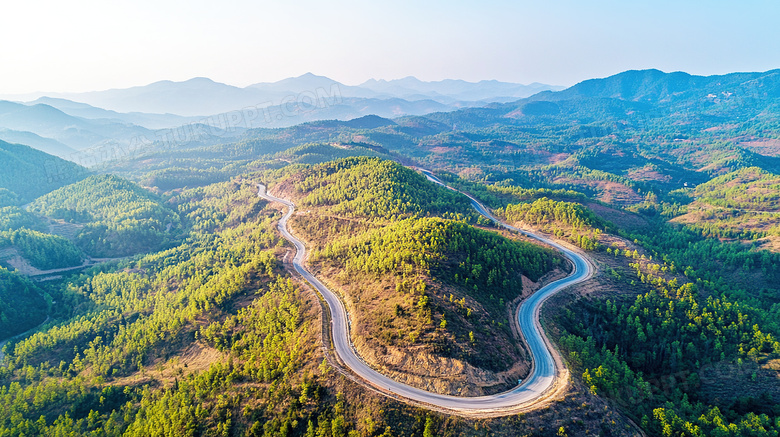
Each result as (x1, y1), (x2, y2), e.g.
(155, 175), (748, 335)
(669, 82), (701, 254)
(257, 171), (593, 415)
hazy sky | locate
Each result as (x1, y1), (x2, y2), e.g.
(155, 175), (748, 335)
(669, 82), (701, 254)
(1, 0), (779, 93)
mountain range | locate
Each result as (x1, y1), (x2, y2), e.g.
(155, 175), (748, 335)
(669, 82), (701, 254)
(0, 74), (561, 159)
(527, 68), (780, 103)
(1, 73), (562, 117)
(4, 68), (780, 163)
(358, 76), (560, 102)
(0, 100), (152, 154)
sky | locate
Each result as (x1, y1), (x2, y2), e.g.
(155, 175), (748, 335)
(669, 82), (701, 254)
(1, 0), (779, 94)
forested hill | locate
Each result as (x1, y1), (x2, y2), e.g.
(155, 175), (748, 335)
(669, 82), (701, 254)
(0, 267), (46, 338)
(693, 166), (780, 211)
(0, 140), (87, 205)
(29, 174), (181, 257)
(278, 157), (476, 219)
(668, 166), (780, 240)
(528, 68), (780, 104)
(313, 216), (561, 373)
(319, 216), (559, 305)
(422, 68), (780, 136)
(275, 157), (561, 389)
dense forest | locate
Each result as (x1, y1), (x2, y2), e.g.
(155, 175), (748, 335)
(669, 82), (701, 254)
(0, 206), (45, 232)
(0, 267), (47, 338)
(139, 167), (230, 191)
(0, 181), (291, 434)
(0, 140), (87, 204)
(0, 228), (84, 270)
(317, 217), (557, 307)
(284, 157), (477, 220)
(29, 174), (181, 257)
(556, 243), (780, 435)
(499, 197), (607, 250)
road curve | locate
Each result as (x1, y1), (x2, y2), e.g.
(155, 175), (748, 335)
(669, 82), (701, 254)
(257, 173), (593, 414)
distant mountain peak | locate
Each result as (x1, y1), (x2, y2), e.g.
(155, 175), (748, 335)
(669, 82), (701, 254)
(184, 77), (218, 84)
(298, 72), (325, 79)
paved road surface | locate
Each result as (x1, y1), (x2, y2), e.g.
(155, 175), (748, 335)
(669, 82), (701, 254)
(257, 172), (593, 414)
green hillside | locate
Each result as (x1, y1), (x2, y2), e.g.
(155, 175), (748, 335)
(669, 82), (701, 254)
(273, 142), (388, 165)
(667, 167), (780, 240)
(29, 174), (181, 257)
(0, 267), (47, 339)
(319, 216), (558, 306)
(309, 215), (561, 374)
(500, 197), (607, 250)
(694, 167), (780, 211)
(0, 140), (87, 204)
(0, 229), (83, 270)
(283, 157), (475, 219)
(0, 207), (45, 232)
